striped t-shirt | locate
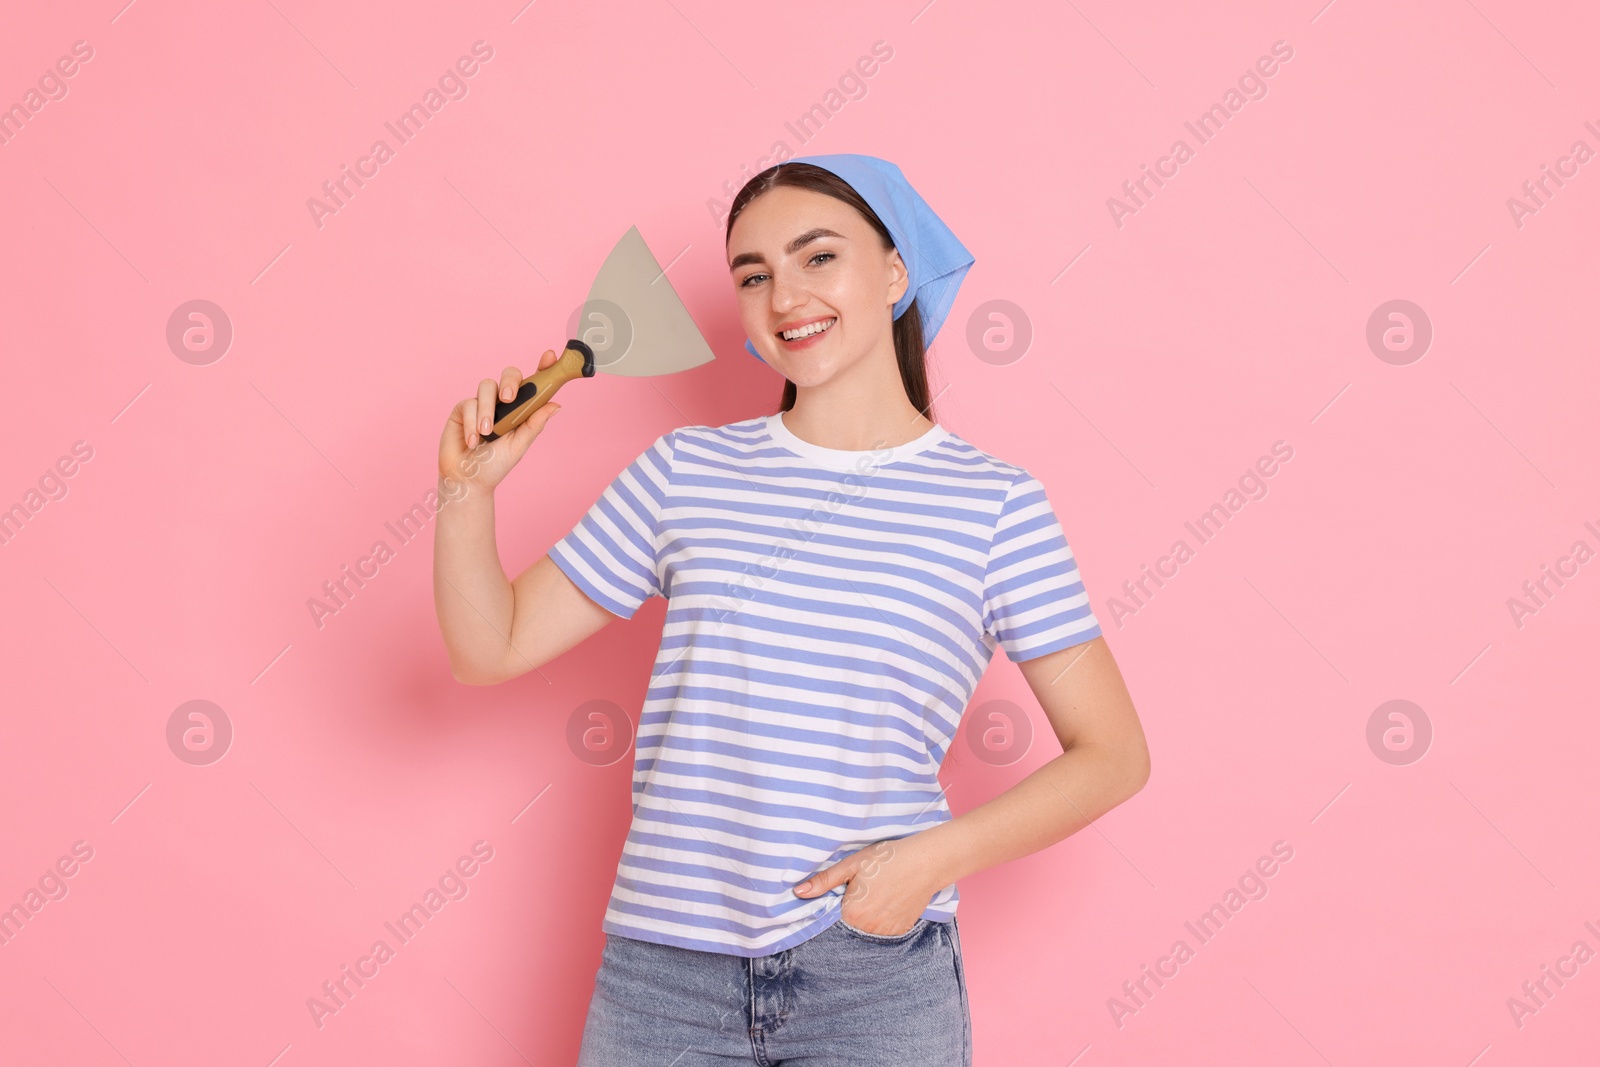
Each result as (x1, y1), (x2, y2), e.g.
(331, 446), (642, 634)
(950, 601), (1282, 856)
(548, 411), (1102, 957)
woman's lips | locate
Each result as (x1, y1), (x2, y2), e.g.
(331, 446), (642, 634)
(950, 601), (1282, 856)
(777, 317), (836, 350)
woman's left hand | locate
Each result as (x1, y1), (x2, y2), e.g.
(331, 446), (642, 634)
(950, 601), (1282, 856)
(792, 837), (942, 937)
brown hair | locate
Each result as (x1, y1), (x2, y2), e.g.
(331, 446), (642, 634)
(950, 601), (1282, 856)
(724, 162), (933, 420)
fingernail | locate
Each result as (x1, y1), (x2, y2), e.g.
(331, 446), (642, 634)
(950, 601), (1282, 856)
(796, 880), (813, 894)
(480, 416), (491, 433)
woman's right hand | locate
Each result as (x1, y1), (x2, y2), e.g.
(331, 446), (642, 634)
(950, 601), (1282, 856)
(438, 348), (565, 492)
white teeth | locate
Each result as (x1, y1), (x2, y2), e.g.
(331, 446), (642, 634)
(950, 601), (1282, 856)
(781, 318), (835, 341)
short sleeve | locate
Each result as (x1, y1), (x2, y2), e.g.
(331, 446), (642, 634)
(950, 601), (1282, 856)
(981, 470), (1102, 661)
(548, 432), (674, 619)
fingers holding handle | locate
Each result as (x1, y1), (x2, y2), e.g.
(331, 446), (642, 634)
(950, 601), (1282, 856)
(481, 339), (594, 443)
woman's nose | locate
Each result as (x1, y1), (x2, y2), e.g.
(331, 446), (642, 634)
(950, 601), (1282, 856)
(768, 268), (806, 310)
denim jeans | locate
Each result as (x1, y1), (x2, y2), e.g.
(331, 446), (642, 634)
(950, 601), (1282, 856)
(575, 916), (972, 1065)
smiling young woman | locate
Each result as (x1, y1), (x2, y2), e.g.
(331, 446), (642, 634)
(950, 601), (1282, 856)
(728, 163), (937, 451)
(432, 154), (1149, 1065)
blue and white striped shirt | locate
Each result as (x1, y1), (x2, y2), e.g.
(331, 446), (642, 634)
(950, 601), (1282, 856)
(548, 411), (1102, 956)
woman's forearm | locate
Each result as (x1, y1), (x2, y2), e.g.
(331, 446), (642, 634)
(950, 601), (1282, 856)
(908, 741), (1149, 893)
(431, 476), (515, 683)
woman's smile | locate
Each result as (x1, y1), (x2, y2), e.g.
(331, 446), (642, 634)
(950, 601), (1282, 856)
(777, 315), (838, 349)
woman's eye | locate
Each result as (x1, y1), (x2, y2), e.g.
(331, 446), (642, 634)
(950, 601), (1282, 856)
(739, 253), (832, 287)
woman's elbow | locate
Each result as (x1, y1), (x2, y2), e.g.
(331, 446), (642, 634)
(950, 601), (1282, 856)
(447, 649), (507, 686)
(1125, 740), (1152, 794)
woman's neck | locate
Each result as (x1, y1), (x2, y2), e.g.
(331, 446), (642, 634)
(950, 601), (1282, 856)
(782, 394), (935, 452)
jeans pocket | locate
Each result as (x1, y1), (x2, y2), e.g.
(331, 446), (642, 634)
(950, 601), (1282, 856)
(837, 915), (930, 944)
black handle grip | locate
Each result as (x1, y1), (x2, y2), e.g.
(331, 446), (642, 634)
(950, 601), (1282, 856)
(481, 380), (539, 443)
(477, 339), (593, 443)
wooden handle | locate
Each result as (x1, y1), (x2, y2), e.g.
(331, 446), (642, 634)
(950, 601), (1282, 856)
(481, 340), (594, 442)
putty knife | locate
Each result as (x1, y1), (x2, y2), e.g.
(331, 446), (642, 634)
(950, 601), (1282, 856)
(481, 225), (714, 442)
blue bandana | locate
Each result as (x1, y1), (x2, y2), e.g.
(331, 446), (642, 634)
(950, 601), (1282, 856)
(739, 153), (974, 363)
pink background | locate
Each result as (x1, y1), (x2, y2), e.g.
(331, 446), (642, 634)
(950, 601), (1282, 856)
(3, 0), (1597, 1063)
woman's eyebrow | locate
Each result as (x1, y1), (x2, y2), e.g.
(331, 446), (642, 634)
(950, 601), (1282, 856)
(728, 228), (847, 271)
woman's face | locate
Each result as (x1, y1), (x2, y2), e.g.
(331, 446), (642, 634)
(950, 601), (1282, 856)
(727, 185), (908, 384)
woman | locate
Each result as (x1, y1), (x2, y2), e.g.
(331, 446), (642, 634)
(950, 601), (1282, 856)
(433, 154), (1150, 1064)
